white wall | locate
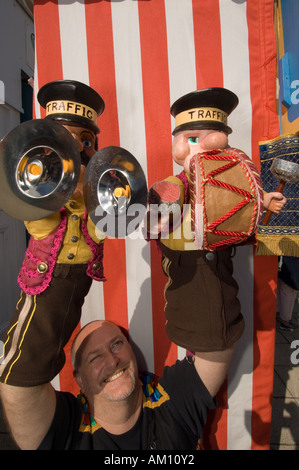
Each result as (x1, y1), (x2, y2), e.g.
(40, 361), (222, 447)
(0, 0), (34, 337)
(0, 0), (34, 136)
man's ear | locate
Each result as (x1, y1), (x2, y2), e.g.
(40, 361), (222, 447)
(73, 370), (84, 392)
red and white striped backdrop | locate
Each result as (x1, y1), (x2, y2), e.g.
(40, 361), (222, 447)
(33, 0), (279, 450)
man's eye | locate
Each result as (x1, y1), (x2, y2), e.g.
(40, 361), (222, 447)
(188, 136), (199, 144)
(82, 139), (92, 148)
(89, 354), (102, 363)
(112, 340), (123, 351)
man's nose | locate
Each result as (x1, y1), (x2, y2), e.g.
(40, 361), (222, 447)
(105, 350), (119, 370)
(201, 131), (228, 151)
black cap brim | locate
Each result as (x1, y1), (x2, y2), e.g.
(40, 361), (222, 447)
(172, 121), (232, 135)
(44, 114), (100, 134)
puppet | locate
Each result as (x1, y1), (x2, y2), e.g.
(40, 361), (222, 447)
(147, 87), (286, 352)
(0, 80), (107, 386)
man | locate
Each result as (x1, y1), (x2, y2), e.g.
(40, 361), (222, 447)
(0, 80), (106, 387)
(0, 319), (235, 450)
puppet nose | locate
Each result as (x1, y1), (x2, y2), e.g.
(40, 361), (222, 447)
(201, 131), (228, 151)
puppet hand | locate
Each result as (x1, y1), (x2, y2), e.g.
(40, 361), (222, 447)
(146, 181), (181, 236)
(263, 191), (287, 214)
(148, 181), (181, 211)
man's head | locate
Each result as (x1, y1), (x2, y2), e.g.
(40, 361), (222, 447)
(38, 80), (105, 165)
(170, 87), (238, 173)
(71, 320), (139, 403)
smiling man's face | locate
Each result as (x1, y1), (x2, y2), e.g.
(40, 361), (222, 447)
(72, 321), (139, 403)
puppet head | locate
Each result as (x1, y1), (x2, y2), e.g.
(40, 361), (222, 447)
(170, 87), (238, 173)
(38, 79), (104, 163)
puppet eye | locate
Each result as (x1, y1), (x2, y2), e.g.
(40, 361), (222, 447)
(188, 136), (199, 144)
(82, 139), (92, 148)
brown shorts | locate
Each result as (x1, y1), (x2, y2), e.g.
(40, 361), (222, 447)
(161, 245), (244, 352)
(0, 264), (92, 387)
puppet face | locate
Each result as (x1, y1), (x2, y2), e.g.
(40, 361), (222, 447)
(63, 124), (97, 163)
(172, 129), (228, 173)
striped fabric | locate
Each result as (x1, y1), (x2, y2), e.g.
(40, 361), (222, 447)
(33, 0), (279, 450)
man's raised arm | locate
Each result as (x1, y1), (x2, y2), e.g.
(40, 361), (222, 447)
(0, 381), (56, 449)
(193, 345), (236, 398)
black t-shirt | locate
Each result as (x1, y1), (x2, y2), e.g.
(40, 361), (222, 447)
(104, 410), (143, 450)
(38, 357), (216, 450)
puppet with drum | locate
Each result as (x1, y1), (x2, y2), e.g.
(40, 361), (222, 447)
(147, 88), (285, 353)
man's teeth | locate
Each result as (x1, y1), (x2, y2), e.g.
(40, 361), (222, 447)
(105, 369), (125, 383)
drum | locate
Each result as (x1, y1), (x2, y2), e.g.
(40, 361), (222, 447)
(189, 148), (263, 250)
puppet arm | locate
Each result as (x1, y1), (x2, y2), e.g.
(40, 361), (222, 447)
(146, 177), (183, 236)
(24, 212), (62, 240)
